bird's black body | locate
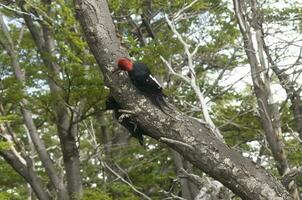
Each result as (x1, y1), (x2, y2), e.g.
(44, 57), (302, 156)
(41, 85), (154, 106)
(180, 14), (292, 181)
(105, 96), (144, 146)
(129, 62), (162, 95)
(128, 62), (168, 110)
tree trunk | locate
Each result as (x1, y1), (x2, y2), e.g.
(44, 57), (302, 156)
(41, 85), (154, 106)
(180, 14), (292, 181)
(233, 0), (300, 199)
(171, 150), (199, 200)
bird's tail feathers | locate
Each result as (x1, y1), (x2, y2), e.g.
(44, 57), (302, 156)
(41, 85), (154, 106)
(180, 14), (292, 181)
(151, 94), (175, 118)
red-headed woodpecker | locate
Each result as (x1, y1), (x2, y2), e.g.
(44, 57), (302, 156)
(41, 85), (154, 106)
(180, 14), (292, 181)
(116, 57), (168, 110)
(106, 95), (144, 146)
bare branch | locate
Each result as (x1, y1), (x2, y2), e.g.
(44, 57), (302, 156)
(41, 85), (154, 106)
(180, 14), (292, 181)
(234, 0), (299, 198)
(160, 56), (191, 84)
(0, 125), (50, 200)
(0, 3), (42, 21)
(0, 125), (26, 165)
(204, 50), (237, 97)
(163, 13), (223, 140)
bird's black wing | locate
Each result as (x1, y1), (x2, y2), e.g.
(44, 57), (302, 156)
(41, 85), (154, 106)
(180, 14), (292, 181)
(146, 74), (162, 90)
(130, 62), (162, 95)
(129, 62), (172, 116)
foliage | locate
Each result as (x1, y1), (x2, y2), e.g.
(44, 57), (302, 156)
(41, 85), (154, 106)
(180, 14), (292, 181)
(0, 141), (10, 151)
(108, 183), (140, 200)
(0, 192), (10, 200)
(82, 189), (112, 200)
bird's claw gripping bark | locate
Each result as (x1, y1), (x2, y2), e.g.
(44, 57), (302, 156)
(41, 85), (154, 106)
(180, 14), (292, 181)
(117, 110), (134, 123)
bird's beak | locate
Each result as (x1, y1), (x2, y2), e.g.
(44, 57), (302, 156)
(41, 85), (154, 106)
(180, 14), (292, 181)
(112, 68), (120, 74)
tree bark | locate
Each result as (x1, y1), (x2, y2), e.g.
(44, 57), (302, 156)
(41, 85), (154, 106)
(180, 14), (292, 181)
(73, 0), (292, 199)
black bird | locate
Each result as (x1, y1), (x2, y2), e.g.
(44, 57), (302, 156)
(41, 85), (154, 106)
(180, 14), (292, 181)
(105, 96), (144, 146)
(116, 57), (169, 111)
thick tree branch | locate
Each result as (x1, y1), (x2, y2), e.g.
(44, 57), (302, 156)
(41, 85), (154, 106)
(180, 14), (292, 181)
(18, 1), (83, 197)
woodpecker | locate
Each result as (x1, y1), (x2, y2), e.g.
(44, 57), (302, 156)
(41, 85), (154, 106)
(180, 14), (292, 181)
(116, 57), (169, 111)
(105, 96), (144, 146)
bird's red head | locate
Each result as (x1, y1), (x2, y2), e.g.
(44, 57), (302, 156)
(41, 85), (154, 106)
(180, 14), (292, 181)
(117, 57), (133, 71)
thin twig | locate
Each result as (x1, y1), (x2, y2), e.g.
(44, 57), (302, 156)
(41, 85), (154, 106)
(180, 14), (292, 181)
(173, 0), (199, 22)
(0, 3), (42, 21)
(204, 50), (238, 97)
(160, 56), (190, 84)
